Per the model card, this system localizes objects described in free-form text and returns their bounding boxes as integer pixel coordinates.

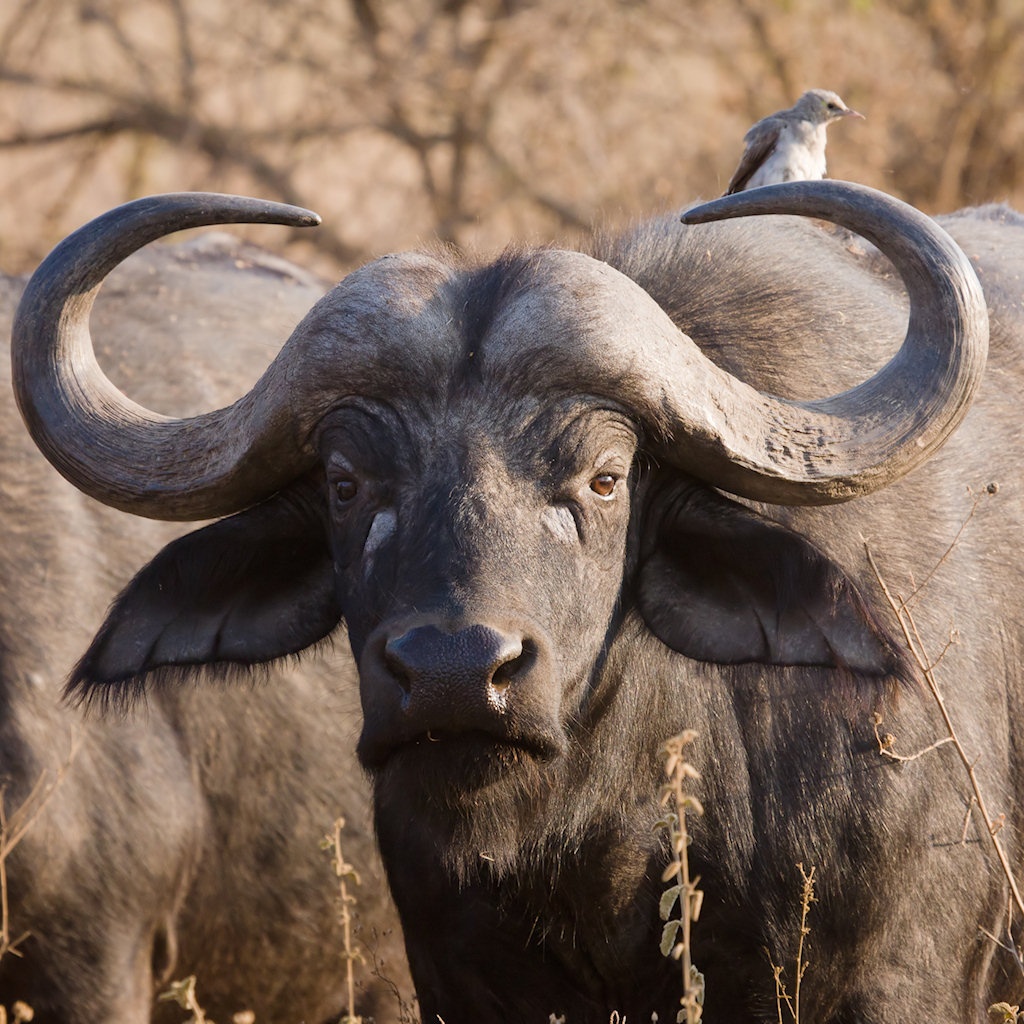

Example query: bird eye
[590,473,616,498]
[334,475,359,503]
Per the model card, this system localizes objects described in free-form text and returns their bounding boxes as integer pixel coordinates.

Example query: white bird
[724,89,864,195]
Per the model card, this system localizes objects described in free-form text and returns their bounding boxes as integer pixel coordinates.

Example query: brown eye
[589,473,616,498]
[334,476,359,503]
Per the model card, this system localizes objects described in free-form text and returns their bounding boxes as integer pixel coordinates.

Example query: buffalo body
[0,236,408,1022]
[11,188,1024,1022]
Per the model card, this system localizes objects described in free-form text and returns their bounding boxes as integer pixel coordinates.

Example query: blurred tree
[0,0,605,271]
[884,0,1024,210]
[0,0,1021,276]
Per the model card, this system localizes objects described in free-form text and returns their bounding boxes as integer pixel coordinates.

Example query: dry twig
[865,534,1024,985]
[865,544,1024,924]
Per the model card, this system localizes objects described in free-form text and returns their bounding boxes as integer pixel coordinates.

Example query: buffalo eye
[333,475,359,504]
[589,473,616,498]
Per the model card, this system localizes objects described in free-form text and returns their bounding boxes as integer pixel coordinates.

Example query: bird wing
[724,117,782,195]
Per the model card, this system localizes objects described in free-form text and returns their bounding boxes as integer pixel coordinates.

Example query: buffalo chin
[370,730,568,881]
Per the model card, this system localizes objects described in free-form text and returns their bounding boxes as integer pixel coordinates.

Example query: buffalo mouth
[358,721,566,775]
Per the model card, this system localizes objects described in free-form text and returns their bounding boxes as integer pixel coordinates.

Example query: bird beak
[844,108,866,120]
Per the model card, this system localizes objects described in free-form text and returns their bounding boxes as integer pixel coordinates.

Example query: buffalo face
[320,396,639,779]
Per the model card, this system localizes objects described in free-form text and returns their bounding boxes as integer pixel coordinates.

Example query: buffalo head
[13,183,985,806]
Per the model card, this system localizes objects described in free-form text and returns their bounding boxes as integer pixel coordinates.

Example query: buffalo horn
[667,181,988,504]
[12,193,322,520]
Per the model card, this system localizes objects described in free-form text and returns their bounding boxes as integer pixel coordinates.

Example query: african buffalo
[0,235,409,1023]
[11,184,1024,1022]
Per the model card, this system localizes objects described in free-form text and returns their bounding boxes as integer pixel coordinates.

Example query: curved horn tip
[122,191,322,229]
[194,193,322,228]
[680,192,761,225]
[274,203,321,228]
[281,206,322,228]
[680,180,863,225]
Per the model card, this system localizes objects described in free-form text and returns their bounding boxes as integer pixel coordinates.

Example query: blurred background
[1,0,1021,279]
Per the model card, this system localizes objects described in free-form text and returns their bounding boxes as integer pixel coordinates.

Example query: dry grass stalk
[323,816,365,1024]
[865,538,1024,986]
[158,975,257,1023]
[989,1001,1024,1023]
[0,1002,34,1023]
[0,740,79,1024]
[367,950,419,1024]
[0,789,30,965]
[767,864,816,1024]
[657,729,705,1023]
[158,975,209,1023]
[0,736,79,963]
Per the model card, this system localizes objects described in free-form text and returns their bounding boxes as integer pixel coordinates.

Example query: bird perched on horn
[724,89,864,195]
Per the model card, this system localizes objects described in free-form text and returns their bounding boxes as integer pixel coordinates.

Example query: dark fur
[54,207,1024,1021]
[0,240,410,1023]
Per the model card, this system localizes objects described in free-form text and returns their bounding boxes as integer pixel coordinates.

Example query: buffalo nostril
[383,638,415,693]
[383,624,530,702]
[490,640,535,695]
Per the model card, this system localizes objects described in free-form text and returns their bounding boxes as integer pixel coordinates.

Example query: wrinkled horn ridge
[11,192,322,521]
[674,180,989,504]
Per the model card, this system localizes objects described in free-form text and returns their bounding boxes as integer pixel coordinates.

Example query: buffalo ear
[636,484,901,676]
[69,480,340,702]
